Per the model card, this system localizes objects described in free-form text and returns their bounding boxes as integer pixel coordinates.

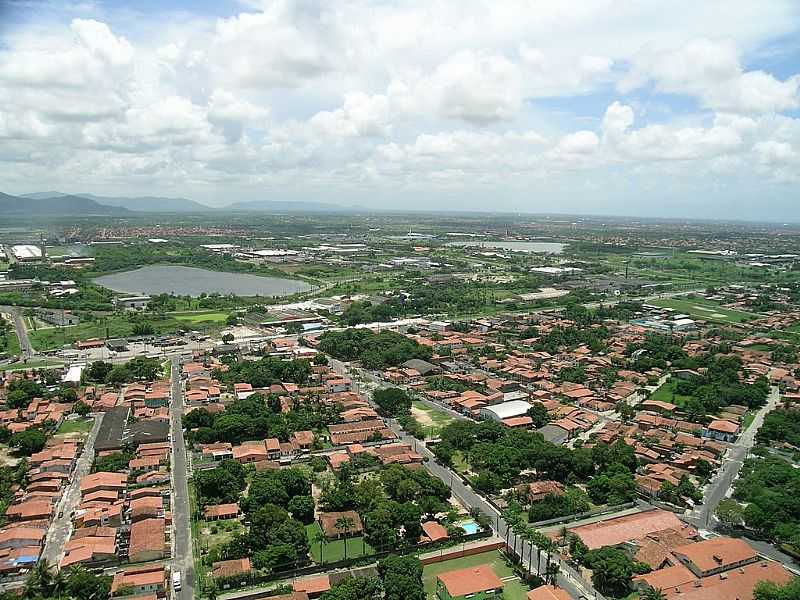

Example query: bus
[172,571,181,592]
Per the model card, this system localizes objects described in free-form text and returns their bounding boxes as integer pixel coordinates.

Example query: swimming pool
[456,519,480,535]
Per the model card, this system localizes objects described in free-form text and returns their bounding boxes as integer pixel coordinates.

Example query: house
[128,518,166,562]
[520,481,565,504]
[420,521,450,544]
[203,503,240,521]
[114,295,151,311]
[703,419,740,442]
[526,585,573,600]
[318,511,363,539]
[80,472,127,496]
[569,509,691,550]
[293,575,331,598]
[212,558,252,580]
[672,537,758,578]
[110,565,166,598]
[0,527,45,550]
[436,564,504,600]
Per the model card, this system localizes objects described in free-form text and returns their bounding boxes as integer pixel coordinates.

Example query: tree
[527,403,550,428]
[379,555,425,600]
[313,353,329,366]
[716,499,745,528]
[372,387,412,417]
[754,577,800,600]
[132,322,154,336]
[73,400,90,416]
[641,588,668,600]
[222,333,235,344]
[226,313,239,326]
[10,429,46,456]
[335,515,356,560]
[320,576,383,600]
[288,495,315,525]
[584,547,648,597]
[312,529,327,565]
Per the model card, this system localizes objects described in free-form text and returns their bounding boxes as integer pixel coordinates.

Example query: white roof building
[11,245,43,260]
[480,400,533,422]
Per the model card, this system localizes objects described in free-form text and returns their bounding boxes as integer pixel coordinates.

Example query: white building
[11,245,43,262]
[480,400,533,422]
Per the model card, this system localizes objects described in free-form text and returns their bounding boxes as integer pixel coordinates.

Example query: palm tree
[312,529,328,565]
[335,515,355,560]
[512,522,527,561]
[641,588,668,600]
[558,525,569,547]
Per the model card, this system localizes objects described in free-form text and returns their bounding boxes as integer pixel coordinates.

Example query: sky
[1,0,800,220]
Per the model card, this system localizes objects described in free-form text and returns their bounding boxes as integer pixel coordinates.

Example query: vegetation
[0,561,111,600]
[372,387,412,417]
[317,329,431,370]
[214,356,312,387]
[757,408,800,447]
[183,394,339,445]
[754,578,800,600]
[82,357,161,385]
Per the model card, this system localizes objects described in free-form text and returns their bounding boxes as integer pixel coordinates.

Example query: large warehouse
[479,400,533,422]
[11,245,44,262]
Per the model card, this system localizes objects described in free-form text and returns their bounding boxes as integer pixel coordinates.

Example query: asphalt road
[170,357,194,600]
[41,414,104,567]
[686,386,781,529]
[0,306,34,359]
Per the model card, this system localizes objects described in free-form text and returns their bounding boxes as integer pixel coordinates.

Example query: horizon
[1,1,799,221]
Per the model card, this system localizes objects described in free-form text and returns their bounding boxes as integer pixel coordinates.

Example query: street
[0,306,34,360]
[41,414,104,567]
[686,386,781,529]
[170,357,194,600]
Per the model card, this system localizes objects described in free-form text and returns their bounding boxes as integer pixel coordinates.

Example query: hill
[78,193,212,213]
[1,192,130,215]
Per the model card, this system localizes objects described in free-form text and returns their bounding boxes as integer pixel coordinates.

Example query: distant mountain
[79,193,212,213]
[2,192,130,215]
[21,191,211,213]
[224,199,351,213]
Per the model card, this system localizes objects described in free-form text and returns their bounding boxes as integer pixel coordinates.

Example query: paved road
[41,414,104,567]
[686,386,781,530]
[0,306,34,359]
[170,357,194,600]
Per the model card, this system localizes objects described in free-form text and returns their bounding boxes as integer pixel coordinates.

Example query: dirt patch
[0,446,21,467]
[411,405,436,427]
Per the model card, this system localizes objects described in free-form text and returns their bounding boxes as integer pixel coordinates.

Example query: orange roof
[672,537,756,574]
[526,585,573,600]
[421,521,449,543]
[706,419,739,434]
[668,560,792,600]
[436,564,504,597]
[633,563,695,590]
[111,566,166,593]
[293,575,331,595]
[129,518,165,558]
[571,510,688,550]
[212,558,251,579]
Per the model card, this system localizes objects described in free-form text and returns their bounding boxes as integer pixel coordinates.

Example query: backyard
[305,522,376,564]
[422,550,530,600]
[649,380,694,407]
[56,417,94,435]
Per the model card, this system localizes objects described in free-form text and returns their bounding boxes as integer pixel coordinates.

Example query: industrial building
[479,400,534,422]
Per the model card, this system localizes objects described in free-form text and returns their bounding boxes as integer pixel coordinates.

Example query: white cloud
[621,38,800,113]
[0,0,799,213]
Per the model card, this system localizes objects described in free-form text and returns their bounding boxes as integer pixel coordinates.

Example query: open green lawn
[451,451,471,475]
[742,411,756,430]
[27,313,224,350]
[649,381,694,407]
[198,518,243,552]
[170,311,229,324]
[411,401,456,437]
[422,550,530,600]
[305,522,375,564]
[57,418,93,435]
[650,297,757,324]
[1,329,20,358]
[3,359,64,371]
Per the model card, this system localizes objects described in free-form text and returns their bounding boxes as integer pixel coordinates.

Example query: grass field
[198,518,243,553]
[422,550,530,600]
[4,359,64,371]
[305,522,375,564]
[57,418,94,435]
[170,311,229,324]
[411,401,456,438]
[1,329,20,358]
[649,381,694,407]
[27,313,224,350]
[650,297,756,324]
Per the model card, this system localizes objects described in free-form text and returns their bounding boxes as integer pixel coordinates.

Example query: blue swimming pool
[457,519,480,535]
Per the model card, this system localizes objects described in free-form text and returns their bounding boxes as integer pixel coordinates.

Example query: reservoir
[448,240,566,254]
[94,265,311,297]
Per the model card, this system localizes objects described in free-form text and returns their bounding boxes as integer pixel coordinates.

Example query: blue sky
[0,1,799,220]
